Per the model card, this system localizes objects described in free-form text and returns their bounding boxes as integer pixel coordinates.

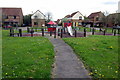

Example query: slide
[67,26,73,36]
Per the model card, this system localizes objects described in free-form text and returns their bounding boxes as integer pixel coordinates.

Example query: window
[79,16,82,20]
[34,22,38,25]
[14,16,16,19]
[34,15,38,19]
[96,17,99,21]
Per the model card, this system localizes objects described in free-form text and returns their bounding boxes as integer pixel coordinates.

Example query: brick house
[31,10,45,27]
[88,11,105,27]
[106,13,120,27]
[62,11,84,27]
[0,8,23,27]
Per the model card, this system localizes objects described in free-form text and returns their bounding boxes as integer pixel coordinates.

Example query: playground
[2,21,119,79]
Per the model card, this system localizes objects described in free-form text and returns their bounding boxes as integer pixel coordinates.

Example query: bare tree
[102,11,110,27]
[45,12,52,23]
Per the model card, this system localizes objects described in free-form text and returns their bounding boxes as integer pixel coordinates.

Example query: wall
[72,12,84,20]
[32,19,45,27]
[31,11,45,19]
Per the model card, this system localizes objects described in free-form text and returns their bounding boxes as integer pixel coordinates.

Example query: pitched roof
[47,21,57,25]
[1,8,23,16]
[32,10,45,17]
[56,19,61,22]
[64,11,83,18]
[64,15,71,18]
[88,11,102,18]
[71,11,78,17]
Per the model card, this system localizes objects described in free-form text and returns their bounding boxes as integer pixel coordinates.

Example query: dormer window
[79,16,82,20]
[34,15,38,19]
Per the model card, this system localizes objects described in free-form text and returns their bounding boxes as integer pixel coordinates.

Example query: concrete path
[47,36,91,78]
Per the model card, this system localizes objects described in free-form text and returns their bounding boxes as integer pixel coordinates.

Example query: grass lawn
[0,29,2,79]
[63,35,118,78]
[2,30,54,79]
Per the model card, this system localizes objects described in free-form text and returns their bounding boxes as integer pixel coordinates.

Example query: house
[56,19,62,26]
[0,8,23,27]
[62,11,84,27]
[31,10,45,27]
[106,13,120,27]
[88,11,105,27]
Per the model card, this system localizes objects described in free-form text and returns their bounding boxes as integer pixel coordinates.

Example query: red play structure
[47,21,57,32]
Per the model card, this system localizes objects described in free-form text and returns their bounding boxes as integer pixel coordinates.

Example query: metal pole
[50,30,52,36]
[19,29,22,37]
[114,29,116,36]
[61,29,63,38]
[27,27,30,33]
[92,28,95,35]
[10,28,12,36]
[31,28,34,37]
[103,29,106,35]
[58,29,60,36]
[118,29,120,34]
[54,30,56,38]
[42,28,44,36]
[75,29,77,37]
[84,28,86,37]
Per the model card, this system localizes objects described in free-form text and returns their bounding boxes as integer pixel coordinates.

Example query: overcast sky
[0,0,119,20]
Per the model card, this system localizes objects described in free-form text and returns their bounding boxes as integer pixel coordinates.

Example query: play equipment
[47,21,57,32]
[64,23,73,36]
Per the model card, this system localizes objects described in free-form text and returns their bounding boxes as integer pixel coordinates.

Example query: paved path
[47,36,91,78]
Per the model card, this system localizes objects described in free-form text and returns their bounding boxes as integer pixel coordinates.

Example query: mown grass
[2,30,54,79]
[63,35,118,78]
[0,29,2,79]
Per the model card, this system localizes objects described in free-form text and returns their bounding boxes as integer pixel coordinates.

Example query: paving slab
[47,36,91,78]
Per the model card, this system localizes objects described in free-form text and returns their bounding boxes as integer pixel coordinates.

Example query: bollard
[10,29,14,37]
[41,28,44,36]
[114,29,116,36]
[19,29,22,37]
[118,29,120,34]
[27,27,30,33]
[99,28,102,32]
[60,29,63,38]
[58,29,60,36]
[30,28,34,37]
[75,29,77,37]
[103,29,106,35]
[63,28,66,34]
[84,28,86,37]
[112,28,114,33]
[10,28,12,36]
[31,32,33,37]
[54,30,56,38]
[92,28,95,35]
[50,30,52,36]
